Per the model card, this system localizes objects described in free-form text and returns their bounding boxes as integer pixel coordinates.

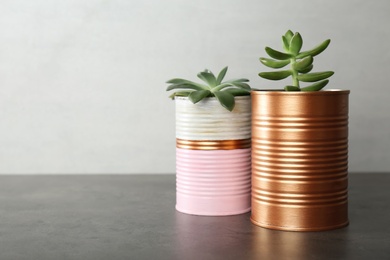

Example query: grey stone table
[0,173,389,260]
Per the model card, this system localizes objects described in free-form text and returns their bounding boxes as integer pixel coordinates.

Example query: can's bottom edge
[250,217,349,232]
[176,206,251,216]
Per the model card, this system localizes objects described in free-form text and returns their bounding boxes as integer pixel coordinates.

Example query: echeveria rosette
[166,67,250,111]
[258,30,334,91]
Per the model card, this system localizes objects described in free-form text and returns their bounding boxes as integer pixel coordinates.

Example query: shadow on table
[173,211,350,260]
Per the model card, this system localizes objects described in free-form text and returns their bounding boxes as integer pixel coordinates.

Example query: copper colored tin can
[251,90,350,231]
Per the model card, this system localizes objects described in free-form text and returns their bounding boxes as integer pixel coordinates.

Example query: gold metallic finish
[251,90,350,231]
[176,138,251,150]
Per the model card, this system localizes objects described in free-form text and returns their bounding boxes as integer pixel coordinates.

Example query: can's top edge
[251,89,350,96]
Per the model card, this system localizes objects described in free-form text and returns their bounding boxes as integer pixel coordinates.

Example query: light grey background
[0,0,389,174]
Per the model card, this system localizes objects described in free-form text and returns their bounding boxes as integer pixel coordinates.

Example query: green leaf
[213,81,250,92]
[296,39,331,59]
[197,71,217,87]
[166,78,207,90]
[166,78,186,84]
[289,32,303,55]
[223,78,249,83]
[265,47,293,60]
[223,88,250,96]
[284,86,301,91]
[216,66,228,85]
[166,83,205,91]
[294,56,313,71]
[260,57,290,69]
[297,71,334,82]
[301,79,329,91]
[169,91,193,99]
[258,70,292,80]
[214,91,235,111]
[298,64,313,74]
[188,90,211,104]
[229,82,251,90]
[285,30,294,42]
[213,83,231,91]
[215,78,250,91]
[282,36,290,52]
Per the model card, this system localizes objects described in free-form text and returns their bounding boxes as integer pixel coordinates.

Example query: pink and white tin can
[175,96,251,216]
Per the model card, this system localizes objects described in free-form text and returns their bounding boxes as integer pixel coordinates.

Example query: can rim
[251,89,350,96]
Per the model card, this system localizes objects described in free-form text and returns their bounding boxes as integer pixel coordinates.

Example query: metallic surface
[176,138,251,150]
[175,96,251,140]
[251,90,350,231]
[176,148,251,215]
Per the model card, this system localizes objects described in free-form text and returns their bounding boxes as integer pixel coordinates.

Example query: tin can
[251,90,350,231]
[175,96,251,216]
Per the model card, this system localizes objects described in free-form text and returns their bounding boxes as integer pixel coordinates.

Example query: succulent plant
[166,67,250,111]
[258,30,334,91]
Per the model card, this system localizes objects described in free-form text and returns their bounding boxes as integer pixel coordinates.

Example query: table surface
[0,173,389,260]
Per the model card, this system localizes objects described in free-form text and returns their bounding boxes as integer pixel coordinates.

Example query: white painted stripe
[175,96,251,140]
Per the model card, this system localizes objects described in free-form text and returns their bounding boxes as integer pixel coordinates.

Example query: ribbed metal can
[251,90,350,231]
[175,96,251,140]
[176,148,251,215]
[175,96,251,216]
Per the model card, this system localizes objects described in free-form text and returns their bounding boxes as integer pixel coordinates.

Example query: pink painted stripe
[176,148,251,216]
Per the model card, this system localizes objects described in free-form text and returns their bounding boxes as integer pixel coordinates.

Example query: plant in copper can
[166,66,250,111]
[251,30,350,231]
[258,30,334,91]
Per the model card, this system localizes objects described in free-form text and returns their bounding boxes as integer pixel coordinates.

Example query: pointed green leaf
[215,79,250,90]
[223,78,249,83]
[213,82,234,91]
[213,81,250,91]
[214,91,235,111]
[294,56,313,71]
[166,83,205,91]
[188,90,211,104]
[301,80,329,91]
[228,82,251,90]
[169,91,193,99]
[289,32,303,55]
[265,47,293,60]
[297,71,334,82]
[260,57,290,69]
[197,71,217,87]
[166,78,187,84]
[284,86,301,91]
[298,64,313,74]
[216,66,228,85]
[258,70,292,80]
[296,39,331,59]
[166,78,207,90]
[285,30,294,42]
[223,88,250,96]
[282,36,290,52]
